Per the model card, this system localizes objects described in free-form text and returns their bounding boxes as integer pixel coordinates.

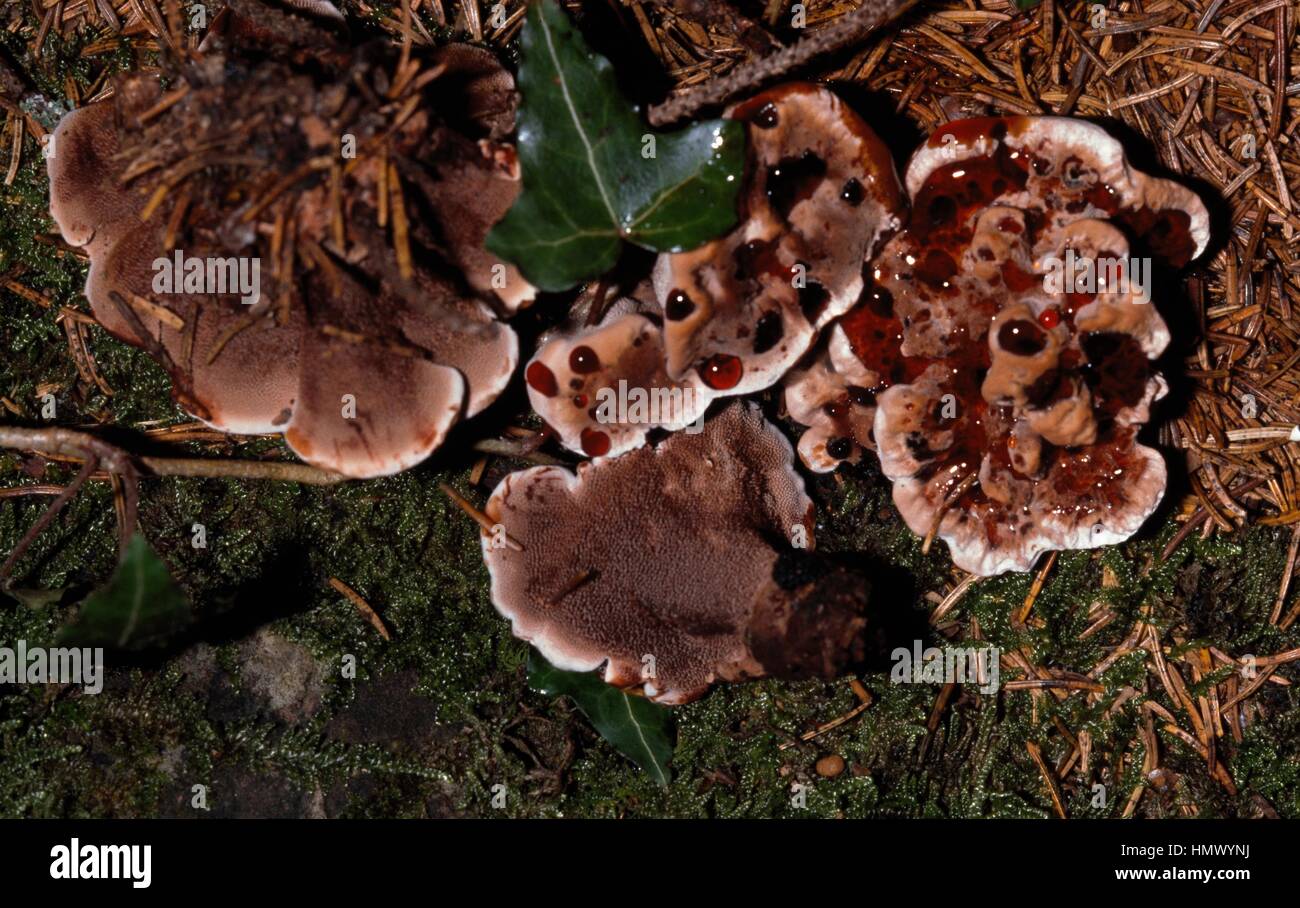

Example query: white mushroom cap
[524,303,713,459]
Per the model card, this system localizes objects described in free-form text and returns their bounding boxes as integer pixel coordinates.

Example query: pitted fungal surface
[482,403,849,705]
[47,12,530,479]
[864,116,1209,576]
[528,83,903,459]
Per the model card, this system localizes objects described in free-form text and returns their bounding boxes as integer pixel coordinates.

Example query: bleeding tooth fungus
[791,116,1209,576]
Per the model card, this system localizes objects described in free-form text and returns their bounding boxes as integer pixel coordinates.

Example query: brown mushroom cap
[47,36,526,479]
[425,43,519,142]
[405,128,536,314]
[48,102,141,260]
[867,116,1206,575]
[650,83,902,398]
[84,220,304,434]
[482,402,880,704]
[276,0,345,22]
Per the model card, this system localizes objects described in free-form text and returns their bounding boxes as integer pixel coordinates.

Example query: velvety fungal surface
[482,403,879,704]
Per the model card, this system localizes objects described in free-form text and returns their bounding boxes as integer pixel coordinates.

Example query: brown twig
[647,0,919,126]
[0,424,346,580]
[329,577,391,640]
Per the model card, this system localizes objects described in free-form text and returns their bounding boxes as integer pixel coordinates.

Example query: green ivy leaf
[527,648,674,785]
[1014,0,1043,9]
[57,534,191,649]
[486,0,745,292]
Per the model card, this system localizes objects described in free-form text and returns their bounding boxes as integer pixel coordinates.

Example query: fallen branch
[0,426,347,485]
[0,424,346,581]
[140,456,346,485]
[647,0,918,126]
[0,426,139,580]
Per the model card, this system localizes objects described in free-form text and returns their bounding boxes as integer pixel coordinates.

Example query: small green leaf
[527,648,674,785]
[57,534,191,649]
[1014,0,1043,9]
[486,0,745,291]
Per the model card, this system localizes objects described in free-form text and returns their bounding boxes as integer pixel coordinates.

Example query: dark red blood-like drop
[823,396,850,419]
[525,361,558,397]
[798,281,829,323]
[997,318,1047,355]
[917,249,958,289]
[753,310,784,354]
[1037,308,1061,330]
[580,427,611,457]
[665,289,695,320]
[699,354,744,390]
[841,178,865,206]
[864,284,894,319]
[752,102,780,129]
[847,385,876,407]
[766,150,827,221]
[569,345,600,374]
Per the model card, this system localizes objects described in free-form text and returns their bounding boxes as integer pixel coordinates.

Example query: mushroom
[481,402,882,704]
[782,280,903,472]
[47,7,532,478]
[524,298,711,458]
[526,83,903,459]
[866,116,1209,575]
[277,0,345,21]
[651,84,902,398]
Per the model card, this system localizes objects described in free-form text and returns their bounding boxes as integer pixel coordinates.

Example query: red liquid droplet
[573,394,588,408]
[698,354,744,390]
[823,395,850,419]
[665,289,695,321]
[525,361,558,397]
[580,427,611,457]
[569,345,601,374]
[752,102,780,129]
[841,178,864,206]
[1037,308,1061,330]
[997,318,1047,355]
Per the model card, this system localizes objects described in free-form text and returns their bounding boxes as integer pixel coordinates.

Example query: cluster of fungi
[835,117,1208,576]
[49,0,533,478]
[47,1,1209,703]
[522,83,900,459]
